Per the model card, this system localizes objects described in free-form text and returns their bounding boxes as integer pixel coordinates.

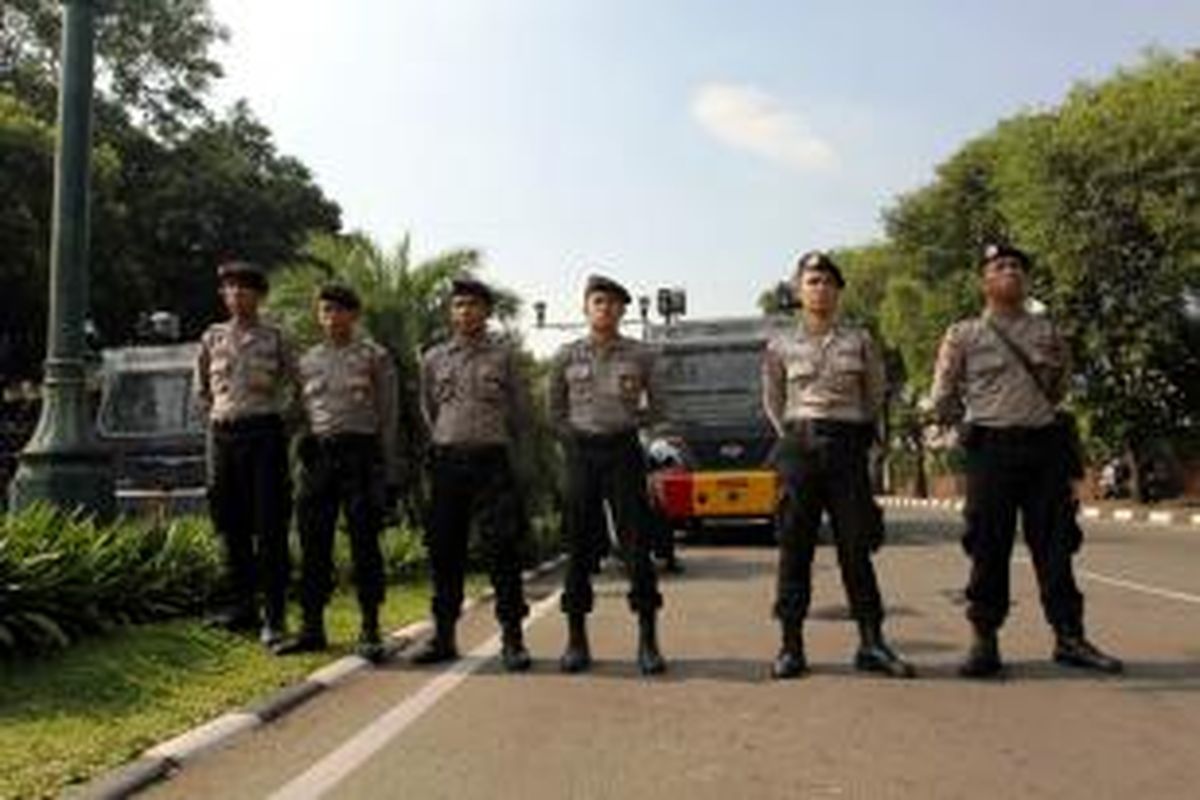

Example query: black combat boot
[959,625,1003,678]
[854,620,916,678]
[273,607,328,656]
[636,611,666,675]
[771,622,807,680]
[259,601,289,650]
[1053,630,1123,674]
[356,604,387,664]
[501,621,532,672]
[411,617,458,665]
[559,613,592,673]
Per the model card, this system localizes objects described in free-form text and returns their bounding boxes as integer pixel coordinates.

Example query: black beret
[317,283,361,311]
[450,276,495,305]
[216,261,269,292]
[980,243,1032,270]
[794,251,845,289]
[584,274,631,304]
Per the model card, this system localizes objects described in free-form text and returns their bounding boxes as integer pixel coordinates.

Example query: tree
[107,102,342,342]
[750,52,1200,498]
[0,91,53,386]
[1,0,227,136]
[993,53,1200,494]
[0,3,341,384]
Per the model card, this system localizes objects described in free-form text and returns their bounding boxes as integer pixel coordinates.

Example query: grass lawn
[0,580,459,799]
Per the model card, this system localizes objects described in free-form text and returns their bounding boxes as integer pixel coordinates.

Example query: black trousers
[561,431,662,616]
[962,425,1084,634]
[208,414,291,624]
[650,504,677,562]
[296,433,386,616]
[773,421,884,626]
[427,445,529,625]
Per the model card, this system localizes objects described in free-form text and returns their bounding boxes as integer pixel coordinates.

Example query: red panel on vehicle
[653,469,693,520]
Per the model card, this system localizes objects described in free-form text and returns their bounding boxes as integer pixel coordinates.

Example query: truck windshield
[99,371,202,435]
[656,343,765,426]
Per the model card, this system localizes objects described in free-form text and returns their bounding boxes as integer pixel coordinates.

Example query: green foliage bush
[0,507,222,656]
[324,521,429,585]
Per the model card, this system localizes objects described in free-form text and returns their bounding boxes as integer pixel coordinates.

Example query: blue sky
[207,0,1199,348]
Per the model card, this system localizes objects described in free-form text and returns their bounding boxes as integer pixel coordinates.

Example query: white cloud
[691,82,837,172]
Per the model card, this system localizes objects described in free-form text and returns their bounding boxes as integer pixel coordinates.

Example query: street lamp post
[8,0,114,519]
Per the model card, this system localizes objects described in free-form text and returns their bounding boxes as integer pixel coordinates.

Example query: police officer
[275,284,399,662]
[195,261,299,648]
[763,252,914,680]
[411,277,532,671]
[549,274,665,675]
[931,243,1122,677]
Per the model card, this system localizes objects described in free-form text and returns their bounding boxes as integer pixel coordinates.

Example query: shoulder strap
[984,318,1055,406]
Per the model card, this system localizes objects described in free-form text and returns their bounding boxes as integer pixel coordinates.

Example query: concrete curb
[877,495,1200,528]
[74,552,569,799]
[69,758,172,800]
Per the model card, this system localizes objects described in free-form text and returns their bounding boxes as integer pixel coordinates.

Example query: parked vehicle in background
[645,315,792,537]
[96,340,207,516]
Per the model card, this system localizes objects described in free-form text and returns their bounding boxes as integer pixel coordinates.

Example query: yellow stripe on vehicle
[690,470,777,517]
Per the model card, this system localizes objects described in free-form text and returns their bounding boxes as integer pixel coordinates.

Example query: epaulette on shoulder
[420,338,448,359]
[952,317,986,338]
[486,330,515,349]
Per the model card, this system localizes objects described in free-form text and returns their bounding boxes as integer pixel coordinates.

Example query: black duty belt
[433,442,507,459]
[969,424,1056,446]
[784,418,872,439]
[313,432,378,448]
[212,413,283,435]
[569,429,639,448]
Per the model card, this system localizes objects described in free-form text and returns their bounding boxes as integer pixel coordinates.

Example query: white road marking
[267,590,563,800]
[1075,568,1200,605]
[1016,556,1200,605]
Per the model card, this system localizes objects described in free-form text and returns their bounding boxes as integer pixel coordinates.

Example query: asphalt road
[146,508,1200,800]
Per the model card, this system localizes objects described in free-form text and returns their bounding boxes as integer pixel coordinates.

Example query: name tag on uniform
[619,372,642,394]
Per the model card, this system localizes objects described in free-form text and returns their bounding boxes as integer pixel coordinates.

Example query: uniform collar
[322,333,364,351]
[586,332,628,352]
[450,331,491,352]
[793,318,842,342]
[983,307,1028,324]
[226,316,263,332]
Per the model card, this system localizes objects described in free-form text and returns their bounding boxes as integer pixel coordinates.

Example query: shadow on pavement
[808,603,924,621]
[393,650,1200,693]
[506,656,770,684]
[882,518,961,546]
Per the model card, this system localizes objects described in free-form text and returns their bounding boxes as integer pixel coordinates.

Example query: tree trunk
[914,436,929,499]
[1125,440,1147,503]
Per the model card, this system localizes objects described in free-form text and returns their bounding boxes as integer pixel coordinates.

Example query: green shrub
[322,521,429,585]
[0,501,554,658]
[523,512,563,567]
[0,507,222,655]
